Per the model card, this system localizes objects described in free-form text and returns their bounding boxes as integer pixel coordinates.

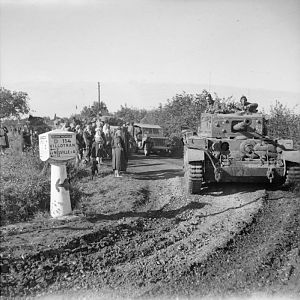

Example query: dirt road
[1,154,299,299]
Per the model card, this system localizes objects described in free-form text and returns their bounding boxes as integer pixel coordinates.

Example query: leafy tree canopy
[114,104,147,124]
[0,87,30,119]
[268,100,300,146]
[79,101,109,121]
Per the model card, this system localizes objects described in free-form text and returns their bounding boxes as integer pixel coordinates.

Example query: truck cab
[133,123,173,156]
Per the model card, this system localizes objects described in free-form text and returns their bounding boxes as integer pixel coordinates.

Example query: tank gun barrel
[233,119,252,131]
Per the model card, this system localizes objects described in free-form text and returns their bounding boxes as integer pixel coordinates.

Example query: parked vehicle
[133,123,173,156]
[183,111,300,194]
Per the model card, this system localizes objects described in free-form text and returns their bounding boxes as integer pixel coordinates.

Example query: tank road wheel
[285,166,300,185]
[185,162,203,194]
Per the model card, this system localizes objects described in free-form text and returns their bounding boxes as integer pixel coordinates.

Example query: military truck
[134,123,173,156]
[183,111,300,194]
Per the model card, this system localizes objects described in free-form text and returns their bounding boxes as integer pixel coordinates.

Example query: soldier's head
[206,94,214,105]
[240,96,248,105]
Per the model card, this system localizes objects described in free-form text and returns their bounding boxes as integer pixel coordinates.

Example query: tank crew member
[206,93,214,106]
[240,96,258,113]
[205,94,215,113]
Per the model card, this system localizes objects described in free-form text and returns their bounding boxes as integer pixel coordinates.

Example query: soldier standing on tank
[240,96,258,113]
[205,94,215,113]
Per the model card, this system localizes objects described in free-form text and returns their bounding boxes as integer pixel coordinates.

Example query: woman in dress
[111,129,127,177]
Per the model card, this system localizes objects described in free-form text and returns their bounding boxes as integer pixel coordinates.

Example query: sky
[1,0,300,117]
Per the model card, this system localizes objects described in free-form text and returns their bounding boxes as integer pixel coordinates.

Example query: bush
[0,136,86,225]
[267,101,300,149]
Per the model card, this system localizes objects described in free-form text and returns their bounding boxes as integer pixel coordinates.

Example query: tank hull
[205,164,285,183]
[182,111,300,194]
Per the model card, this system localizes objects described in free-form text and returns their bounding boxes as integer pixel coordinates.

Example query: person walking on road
[111,129,127,177]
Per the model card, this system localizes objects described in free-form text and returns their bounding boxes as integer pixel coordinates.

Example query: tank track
[186,162,203,194]
[285,166,300,185]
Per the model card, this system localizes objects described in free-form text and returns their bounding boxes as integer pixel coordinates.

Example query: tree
[0,87,30,119]
[79,101,109,121]
[268,100,300,148]
[159,90,208,136]
[114,104,147,123]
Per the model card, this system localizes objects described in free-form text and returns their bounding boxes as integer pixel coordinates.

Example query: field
[0,133,300,299]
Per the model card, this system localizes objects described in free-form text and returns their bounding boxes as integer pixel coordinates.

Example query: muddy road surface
[1,154,299,299]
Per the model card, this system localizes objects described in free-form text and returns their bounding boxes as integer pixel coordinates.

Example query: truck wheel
[185,162,203,194]
[285,166,300,184]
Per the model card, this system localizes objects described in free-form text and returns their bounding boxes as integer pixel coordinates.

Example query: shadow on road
[86,201,209,223]
[129,169,184,180]
[129,153,181,161]
[201,182,269,197]
[127,163,163,168]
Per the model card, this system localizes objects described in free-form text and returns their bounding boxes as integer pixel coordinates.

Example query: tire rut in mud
[0,178,273,299]
[142,189,300,299]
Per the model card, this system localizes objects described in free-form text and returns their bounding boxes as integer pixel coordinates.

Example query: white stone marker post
[39,129,76,218]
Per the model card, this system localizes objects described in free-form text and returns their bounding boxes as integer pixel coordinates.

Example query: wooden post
[98,82,101,113]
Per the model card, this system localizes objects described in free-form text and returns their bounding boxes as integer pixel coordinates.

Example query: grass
[0,134,87,226]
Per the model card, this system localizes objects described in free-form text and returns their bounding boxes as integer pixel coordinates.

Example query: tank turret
[183,109,300,194]
[232,119,252,131]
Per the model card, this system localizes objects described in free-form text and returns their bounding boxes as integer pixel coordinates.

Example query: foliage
[0,139,49,225]
[160,91,207,136]
[140,106,165,125]
[80,101,109,121]
[0,136,85,226]
[0,87,30,119]
[114,104,148,124]
[267,101,300,148]
[135,90,235,137]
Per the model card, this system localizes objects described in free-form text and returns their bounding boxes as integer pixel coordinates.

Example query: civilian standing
[75,126,85,165]
[83,124,94,162]
[111,129,127,177]
[21,124,31,152]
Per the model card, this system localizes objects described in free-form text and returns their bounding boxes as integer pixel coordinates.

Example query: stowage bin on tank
[183,109,300,194]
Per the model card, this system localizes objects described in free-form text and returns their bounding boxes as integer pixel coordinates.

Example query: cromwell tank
[183,111,300,194]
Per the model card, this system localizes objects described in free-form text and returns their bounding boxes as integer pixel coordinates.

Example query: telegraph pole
[98,82,101,109]
[97,82,102,117]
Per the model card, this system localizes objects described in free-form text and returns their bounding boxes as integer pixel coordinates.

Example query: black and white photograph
[0,0,299,299]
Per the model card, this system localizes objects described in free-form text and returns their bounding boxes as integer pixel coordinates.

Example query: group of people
[0,122,39,154]
[1,116,129,178]
[205,94,258,114]
[0,122,36,155]
[21,124,39,153]
[54,118,128,178]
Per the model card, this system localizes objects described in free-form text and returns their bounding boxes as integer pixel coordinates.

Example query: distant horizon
[3,80,300,119]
